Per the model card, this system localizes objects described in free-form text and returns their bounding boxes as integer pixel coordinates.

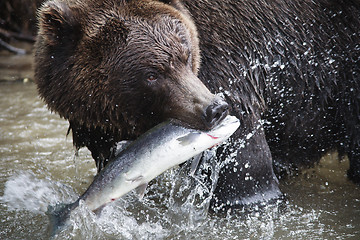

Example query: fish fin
[136,183,148,199]
[114,140,133,156]
[189,154,202,176]
[126,175,144,183]
[46,200,79,237]
[93,204,106,215]
[176,132,201,146]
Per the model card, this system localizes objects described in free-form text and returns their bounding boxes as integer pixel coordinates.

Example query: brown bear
[34,0,360,211]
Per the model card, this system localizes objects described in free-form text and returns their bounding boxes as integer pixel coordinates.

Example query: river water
[0,54,359,239]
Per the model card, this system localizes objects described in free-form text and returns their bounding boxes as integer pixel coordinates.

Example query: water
[1,83,360,239]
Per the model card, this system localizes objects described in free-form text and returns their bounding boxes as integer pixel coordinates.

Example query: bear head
[34,0,228,140]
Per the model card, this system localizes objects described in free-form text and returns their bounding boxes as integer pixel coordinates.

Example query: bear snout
[203,97,229,129]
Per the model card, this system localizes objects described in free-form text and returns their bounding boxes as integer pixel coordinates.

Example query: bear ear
[38,1,80,46]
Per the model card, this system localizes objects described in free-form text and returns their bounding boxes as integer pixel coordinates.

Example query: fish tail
[46,201,78,236]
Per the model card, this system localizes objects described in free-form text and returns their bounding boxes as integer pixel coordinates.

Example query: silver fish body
[48,115,240,234]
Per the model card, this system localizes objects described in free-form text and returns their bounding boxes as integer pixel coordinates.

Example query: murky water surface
[1,83,360,239]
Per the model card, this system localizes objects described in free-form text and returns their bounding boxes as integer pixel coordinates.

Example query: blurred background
[0,0,43,82]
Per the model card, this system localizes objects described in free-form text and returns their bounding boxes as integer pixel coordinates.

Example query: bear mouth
[167,97,229,132]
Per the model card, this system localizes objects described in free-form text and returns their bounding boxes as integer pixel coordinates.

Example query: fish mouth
[206,134,219,140]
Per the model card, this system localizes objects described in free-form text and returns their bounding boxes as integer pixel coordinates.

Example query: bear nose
[204,98,229,129]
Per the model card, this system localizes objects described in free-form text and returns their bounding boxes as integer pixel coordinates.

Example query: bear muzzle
[203,97,229,130]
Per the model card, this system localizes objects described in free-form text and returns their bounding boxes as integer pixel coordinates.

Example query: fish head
[205,115,240,142]
[175,115,240,149]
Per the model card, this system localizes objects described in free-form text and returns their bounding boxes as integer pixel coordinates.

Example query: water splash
[0,171,77,213]
[1,158,357,239]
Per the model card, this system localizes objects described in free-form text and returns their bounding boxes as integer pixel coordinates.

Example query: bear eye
[146,74,157,82]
